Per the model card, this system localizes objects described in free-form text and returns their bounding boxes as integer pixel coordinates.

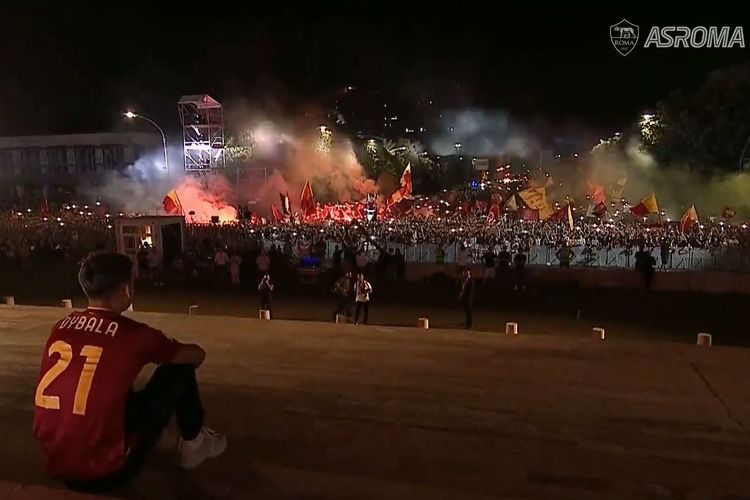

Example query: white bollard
[61,299,72,309]
[259,309,271,320]
[417,317,429,329]
[188,305,199,315]
[505,322,518,335]
[335,314,347,324]
[697,333,712,347]
[593,327,606,340]
[3,296,14,306]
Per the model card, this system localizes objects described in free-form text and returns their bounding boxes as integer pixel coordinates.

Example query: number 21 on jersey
[35,340,103,416]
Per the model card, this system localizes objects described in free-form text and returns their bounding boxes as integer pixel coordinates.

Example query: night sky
[0,4,746,137]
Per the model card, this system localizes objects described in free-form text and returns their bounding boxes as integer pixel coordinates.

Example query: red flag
[488,194,502,220]
[586,180,606,205]
[40,196,50,216]
[388,163,413,205]
[163,190,183,215]
[592,202,607,218]
[518,208,540,221]
[271,203,284,222]
[549,204,574,230]
[300,181,315,216]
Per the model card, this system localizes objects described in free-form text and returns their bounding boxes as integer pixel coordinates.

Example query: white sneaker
[178,427,227,469]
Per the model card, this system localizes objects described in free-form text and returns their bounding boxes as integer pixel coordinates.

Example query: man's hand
[171,343,206,367]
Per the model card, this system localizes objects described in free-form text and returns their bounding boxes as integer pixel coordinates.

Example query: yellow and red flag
[680,205,699,232]
[163,190,183,215]
[630,193,658,216]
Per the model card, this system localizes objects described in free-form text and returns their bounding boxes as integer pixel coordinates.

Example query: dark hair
[78,252,133,298]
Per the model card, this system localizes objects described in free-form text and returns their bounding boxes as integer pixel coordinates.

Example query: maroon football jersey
[33,308,181,481]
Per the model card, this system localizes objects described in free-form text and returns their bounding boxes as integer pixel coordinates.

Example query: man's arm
[170,343,206,367]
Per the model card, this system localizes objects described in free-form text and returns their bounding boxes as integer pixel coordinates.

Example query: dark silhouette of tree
[643,63,750,172]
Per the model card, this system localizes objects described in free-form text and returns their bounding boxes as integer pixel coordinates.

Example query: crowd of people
[3,207,750,274]
[4,207,750,328]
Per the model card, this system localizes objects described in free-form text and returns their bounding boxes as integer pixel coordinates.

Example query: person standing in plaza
[332,272,354,321]
[556,242,572,268]
[481,247,496,285]
[258,274,274,315]
[353,273,373,325]
[213,246,229,285]
[458,268,475,329]
[513,250,527,291]
[229,252,242,286]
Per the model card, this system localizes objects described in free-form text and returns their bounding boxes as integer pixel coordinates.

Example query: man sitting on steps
[33,251,227,493]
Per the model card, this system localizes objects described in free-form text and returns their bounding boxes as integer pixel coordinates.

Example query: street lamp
[124,111,169,174]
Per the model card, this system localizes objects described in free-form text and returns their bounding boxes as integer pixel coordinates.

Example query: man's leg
[125,364,205,470]
[64,364,205,493]
[464,302,472,329]
[333,296,344,320]
[354,302,362,323]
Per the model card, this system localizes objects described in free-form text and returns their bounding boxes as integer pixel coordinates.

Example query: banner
[518,187,553,220]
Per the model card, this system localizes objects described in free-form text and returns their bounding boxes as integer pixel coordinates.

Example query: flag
[40,196,50,216]
[488,194,502,219]
[163,190,183,215]
[630,193,658,216]
[271,203,284,222]
[550,204,574,230]
[722,207,736,219]
[388,163,413,205]
[518,187,554,220]
[592,202,607,218]
[680,205,699,232]
[586,180,606,205]
[518,208,539,221]
[280,193,291,215]
[300,180,315,216]
[505,195,518,211]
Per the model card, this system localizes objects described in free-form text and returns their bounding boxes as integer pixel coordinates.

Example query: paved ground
[1,305,749,499]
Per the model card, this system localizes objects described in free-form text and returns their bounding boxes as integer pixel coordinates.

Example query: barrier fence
[317,241,750,272]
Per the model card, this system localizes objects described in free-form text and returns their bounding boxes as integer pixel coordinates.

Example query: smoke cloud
[85,104,378,220]
[80,146,238,222]
[429,110,539,158]
[587,137,750,218]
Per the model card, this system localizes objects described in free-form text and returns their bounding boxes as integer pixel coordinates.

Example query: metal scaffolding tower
[177,94,225,172]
